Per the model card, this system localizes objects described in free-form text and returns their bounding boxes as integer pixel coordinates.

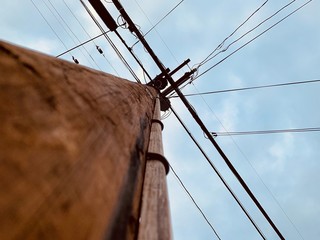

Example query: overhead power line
[29,0,70,54]
[171,107,267,239]
[211,127,320,137]
[133,0,180,65]
[131,0,185,48]
[56,31,110,57]
[187,82,305,240]
[194,0,312,82]
[80,0,141,83]
[196,0,269,68]
[43,0,98,69]
[197,0,297,68]
[105,1,284,238]
[169,79,320,98]
[169,164,221,240]
[60,0,120,75]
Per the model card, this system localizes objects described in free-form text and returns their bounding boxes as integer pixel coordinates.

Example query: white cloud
[267,133,294,173]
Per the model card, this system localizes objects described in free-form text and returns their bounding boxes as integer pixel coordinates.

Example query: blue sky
[1,0,320,239]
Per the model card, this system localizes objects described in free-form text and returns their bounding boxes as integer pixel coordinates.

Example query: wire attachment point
[72,56,79,64]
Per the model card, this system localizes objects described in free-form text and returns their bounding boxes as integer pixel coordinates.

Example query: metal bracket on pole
[146,97,169,175]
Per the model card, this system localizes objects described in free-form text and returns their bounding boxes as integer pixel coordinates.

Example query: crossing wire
[110,0,284,237]
[29,0,70,56]
[79,0,141,83]
[45,0,101,69]
[211,127,320,137]
[183,76,306,240]
[56,31,110,57]
[131,0,185,48]
[41,0,94,67]
[169,164,221,240]
[60,0,120,75]
[169,79,320,98]
[133,0,180,64]
[171,107,267,240]
[196,0,269,69]
[197,0,297,68]
[193,0,313,82]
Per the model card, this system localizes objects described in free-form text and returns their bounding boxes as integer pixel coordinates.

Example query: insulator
[96,46,103,54]
[72,56,79,64]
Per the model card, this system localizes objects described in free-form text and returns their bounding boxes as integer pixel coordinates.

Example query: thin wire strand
[56,31,108,57]
[171,107,267,240]
[46,0,101,69]
[169,164,221,240]
[197,0,269,68]
[199,0,297,68]
[131,0,184,49]
[61,0,120,74]
[133,0,180,64]
[169,79,320,98]
[180,78,283,238]
[189,79,305,240]
[80,0,141,83]
[41,0,94,67]
[194,0,312,81]
[29,0,70,55]
[212,127,320,137]
[61,0,93,39]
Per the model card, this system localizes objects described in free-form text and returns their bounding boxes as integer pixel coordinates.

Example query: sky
[1,0,320,239]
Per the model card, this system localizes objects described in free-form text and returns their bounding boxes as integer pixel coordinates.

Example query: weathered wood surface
[138,98,172,240]
[0,41,156,240]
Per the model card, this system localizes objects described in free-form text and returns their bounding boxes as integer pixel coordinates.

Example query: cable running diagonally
[131,0,184,48]
[108,1,284,238]
[196,0,269,69]
[194,0,312,81]
[80,0,141,83]
[169,79,320,98]
[185,81,305,240]
[133,0,180,64]
[43,0,98,68]
[61,0,120,75]
[29,0,70,55]
[197,0,299,68]
[46,0,103,69]
[56,31,109,57]
[171,107,267,239]
[211,127,320,137]
[170,81,285,238]
[169,164,221,240]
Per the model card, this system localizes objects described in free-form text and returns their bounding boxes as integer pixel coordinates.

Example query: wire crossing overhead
[195,0,269,69]
[193,0,313,82]
[131,0,185,48]
[86,0,287,238]
[171,107,267,239]
[169,79,320,98]
[93,1,286,239]
[211,127,320,137]
[25,0,317,238]
[170,164,222,240]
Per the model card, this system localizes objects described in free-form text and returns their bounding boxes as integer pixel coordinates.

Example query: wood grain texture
[138,98,172,240]
[0,41,157,240]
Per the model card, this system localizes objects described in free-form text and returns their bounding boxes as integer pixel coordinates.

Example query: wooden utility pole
[138,97,172,240]
[0,40,171,240]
